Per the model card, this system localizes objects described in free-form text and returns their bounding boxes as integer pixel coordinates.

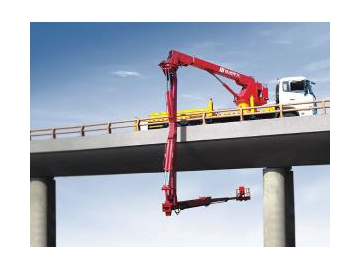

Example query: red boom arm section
[159,50,253,216]
[160,50,269,106]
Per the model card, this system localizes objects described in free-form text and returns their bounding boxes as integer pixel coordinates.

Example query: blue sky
[30,22,330,246]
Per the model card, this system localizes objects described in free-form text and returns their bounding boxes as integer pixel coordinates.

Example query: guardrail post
[134,118,140,131]
[279,104,284,118]
[52,129,56,139]
[239,107,243,121]
[80,126,85,136]
[322,100,326,114]
[202,112,206,125]
[107,122,112,134]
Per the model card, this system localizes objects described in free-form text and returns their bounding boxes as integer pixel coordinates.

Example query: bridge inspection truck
[155,50,318,216]
[147,50,317,130]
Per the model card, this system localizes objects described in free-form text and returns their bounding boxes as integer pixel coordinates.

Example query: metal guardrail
[30,99,330,140]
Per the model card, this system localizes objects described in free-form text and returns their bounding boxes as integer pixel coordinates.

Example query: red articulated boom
[160,50,269,108]
[159,50,254,216]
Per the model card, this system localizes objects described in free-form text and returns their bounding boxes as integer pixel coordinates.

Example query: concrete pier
[30,177,56,247]
[263,167,295,247]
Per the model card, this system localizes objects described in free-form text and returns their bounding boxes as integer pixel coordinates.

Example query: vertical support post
[285,169,295,246]
[134,118,140,131]
[263,167,295,247]
[30,177,56,247]
[239,107,243,121]
[279,104,284,118]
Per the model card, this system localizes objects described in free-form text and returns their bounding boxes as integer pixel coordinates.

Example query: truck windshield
[289,80,304,91]
[282,80,305,92]
[282,79,316,98]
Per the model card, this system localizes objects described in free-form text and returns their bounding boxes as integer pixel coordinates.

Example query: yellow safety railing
[30,99,330,140]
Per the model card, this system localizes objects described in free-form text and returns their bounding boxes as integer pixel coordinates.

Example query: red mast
[159,50,252,216]
[159,61,178,216]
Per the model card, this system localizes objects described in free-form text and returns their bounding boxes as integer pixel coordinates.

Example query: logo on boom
[219,67,240,78]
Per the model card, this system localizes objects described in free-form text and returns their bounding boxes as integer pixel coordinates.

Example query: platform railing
[30,99,330,140]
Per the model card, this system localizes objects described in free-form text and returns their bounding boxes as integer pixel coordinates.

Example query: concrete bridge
[30,114,330,247]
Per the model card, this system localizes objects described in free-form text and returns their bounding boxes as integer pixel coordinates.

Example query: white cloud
[259,30,274,37]
[259,30,293,44]
[305,59,330,71]
[181,94,204,100]
[307,34,330,48]
[111,70,141,77]
[274,39,293,45]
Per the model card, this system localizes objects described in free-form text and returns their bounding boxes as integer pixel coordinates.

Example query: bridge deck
[30,114,330,177]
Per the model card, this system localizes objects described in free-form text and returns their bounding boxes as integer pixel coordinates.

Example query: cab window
[290,80,305,91]
[282,81,290,92]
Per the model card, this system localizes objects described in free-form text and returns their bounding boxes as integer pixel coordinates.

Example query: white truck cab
[276,76,317,116]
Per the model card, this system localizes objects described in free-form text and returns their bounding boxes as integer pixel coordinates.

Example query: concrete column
[30,177,56,247]
[263,167,295,247]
